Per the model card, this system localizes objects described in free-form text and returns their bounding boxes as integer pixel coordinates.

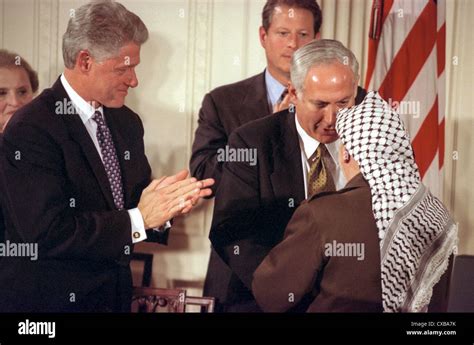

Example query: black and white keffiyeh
[336,91,458,312]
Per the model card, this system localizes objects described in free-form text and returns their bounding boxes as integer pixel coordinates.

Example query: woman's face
[0,67,34,132]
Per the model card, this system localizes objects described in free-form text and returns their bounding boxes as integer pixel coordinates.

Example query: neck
[63,69,101,108]
[342,165,360,182]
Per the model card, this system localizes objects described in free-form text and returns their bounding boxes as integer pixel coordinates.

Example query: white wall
[1,0,472,293]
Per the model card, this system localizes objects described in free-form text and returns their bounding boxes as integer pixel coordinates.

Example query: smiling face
[85,42,141,108]
[0,67,34,131]
[260,5,316,85]
[290,62,358,143]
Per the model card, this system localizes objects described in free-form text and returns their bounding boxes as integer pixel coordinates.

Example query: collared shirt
[295,114,347,198]
[265,69,286,110]
[60,74,148,243]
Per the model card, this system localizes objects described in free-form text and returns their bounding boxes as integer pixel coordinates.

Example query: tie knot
[92,111,105,125]
[308,144,327,163]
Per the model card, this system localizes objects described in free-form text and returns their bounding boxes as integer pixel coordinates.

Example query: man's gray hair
[62,0,149,69]
[290,39,359,96]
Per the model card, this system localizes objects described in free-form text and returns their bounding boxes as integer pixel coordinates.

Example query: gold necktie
[307,144,336,197]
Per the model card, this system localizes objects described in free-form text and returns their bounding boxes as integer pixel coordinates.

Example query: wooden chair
[132,287,186,313]
[132,287,215,313]
[185,296,215,313]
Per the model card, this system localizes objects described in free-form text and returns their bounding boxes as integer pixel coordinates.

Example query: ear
[259,26,268,47]
[287,82,299,104]
[76,50,93,72]
[314,31,321,40]
[343,149,351,163]
[353,75,360,95]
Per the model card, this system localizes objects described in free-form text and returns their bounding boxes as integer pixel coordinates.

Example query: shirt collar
[264,69,286,108]
[294,113,341,167]
[60,73,103,124]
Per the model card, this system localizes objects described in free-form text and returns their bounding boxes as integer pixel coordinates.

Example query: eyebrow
[115,62,139,69]
[311,97,351,105]
[0,86,28,91]
[275,27,309,31]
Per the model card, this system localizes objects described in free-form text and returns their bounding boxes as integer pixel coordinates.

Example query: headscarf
[336,91,458,312]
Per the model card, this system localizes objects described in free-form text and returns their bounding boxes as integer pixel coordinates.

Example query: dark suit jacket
[207,108,305,311]
[190,72,271,192]
[0,134,4,244]
[0,78,166,312]
[0,204,4,244]
[252,174,383,312]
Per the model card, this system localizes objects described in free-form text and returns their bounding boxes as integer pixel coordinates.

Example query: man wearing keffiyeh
[253,90,457,312]
[336,91,457,312]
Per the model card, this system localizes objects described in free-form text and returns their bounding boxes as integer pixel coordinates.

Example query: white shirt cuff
[153,221,171,233]
[128,208,147,243]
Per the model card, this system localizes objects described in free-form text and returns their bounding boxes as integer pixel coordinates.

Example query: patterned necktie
[273,89,289,113]
[307,144,336,197]
[278,89,288,103]
[92,111,125,210]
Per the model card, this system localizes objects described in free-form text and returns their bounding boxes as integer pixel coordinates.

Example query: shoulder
[7,87,58,128]
[299,178,372,229]
[207,72,264,100]
[2,88,65,144]
[231,109,291,144]
[229,110,294,153]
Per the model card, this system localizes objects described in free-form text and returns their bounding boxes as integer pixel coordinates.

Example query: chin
[318,134,339,144]
[105,99,125,108]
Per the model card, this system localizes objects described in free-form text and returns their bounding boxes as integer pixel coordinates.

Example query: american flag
[365,0,446,198]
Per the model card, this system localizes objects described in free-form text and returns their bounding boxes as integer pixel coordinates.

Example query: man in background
[0,0,213,312]
[190,0,322,192]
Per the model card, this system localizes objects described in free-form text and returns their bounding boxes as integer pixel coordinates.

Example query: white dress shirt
[294,114,347,199]
[60,74,148,243]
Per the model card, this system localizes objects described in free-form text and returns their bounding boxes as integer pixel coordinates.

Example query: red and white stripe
[365,0,445,198]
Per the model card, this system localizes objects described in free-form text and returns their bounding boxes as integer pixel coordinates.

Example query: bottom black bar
[0,313,472,345]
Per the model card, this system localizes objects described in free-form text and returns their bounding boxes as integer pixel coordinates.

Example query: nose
[287,32,297,50]
[6,92,22,108]
[128,68,139,88]
[324,105,338,127]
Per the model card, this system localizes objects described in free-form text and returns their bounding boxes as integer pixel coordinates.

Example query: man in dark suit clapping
[0,0,213,312]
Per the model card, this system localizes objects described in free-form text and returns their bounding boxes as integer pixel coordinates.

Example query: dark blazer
[190,71,271,192]
[0,134,4,244]
[206,89,367,312]
[252,174,383,312]
[0,78,165,312]
[207,108,305,311]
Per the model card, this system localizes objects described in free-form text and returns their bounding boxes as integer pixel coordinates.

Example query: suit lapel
[239,72,272,125]
[270,110,306,206]
[51,78,116,210]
